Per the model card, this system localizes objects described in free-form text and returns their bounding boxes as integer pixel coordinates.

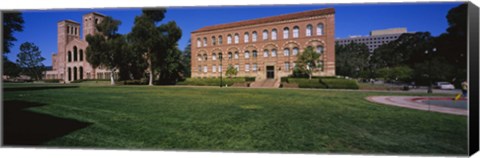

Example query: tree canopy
[16,42,45,80]
[3,12,24,54]
[295,47,321,80]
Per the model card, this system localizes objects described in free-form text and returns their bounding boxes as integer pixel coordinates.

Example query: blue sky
[6,2,463,66]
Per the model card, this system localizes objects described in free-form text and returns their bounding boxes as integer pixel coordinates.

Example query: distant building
[336,28,408,52]
[44,12,115,83]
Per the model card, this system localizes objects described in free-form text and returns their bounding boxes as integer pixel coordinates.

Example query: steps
[250,79,280,88]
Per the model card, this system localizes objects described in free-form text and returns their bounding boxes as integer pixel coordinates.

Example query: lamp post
[219,53,223,87]
[425,48,436,94]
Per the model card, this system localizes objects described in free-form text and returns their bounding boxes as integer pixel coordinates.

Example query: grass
[2,83,467,155]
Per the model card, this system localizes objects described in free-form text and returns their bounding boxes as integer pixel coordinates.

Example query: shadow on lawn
[4,86,79,92]
[3,100,91,146]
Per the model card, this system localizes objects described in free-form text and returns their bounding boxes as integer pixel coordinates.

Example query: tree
[295,47,321,80]
[182,40,192,78]
[3,57,21,78]
[3,12,24,54]
[377,66,413,82]
[225,65,238,78]
[16,42,45,80]
[335,42,370,78]
[129,9,167,86]
[86,16,125,85]
[156,21,183,84]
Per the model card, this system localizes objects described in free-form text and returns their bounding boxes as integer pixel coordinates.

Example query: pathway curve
[366,96,468,116]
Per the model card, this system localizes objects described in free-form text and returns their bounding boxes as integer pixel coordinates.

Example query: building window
[67,26,70,34]
[317,23,324,35]
[227,35,232,44]
[316,46,324,54]
[234,33,239,44]
[318,60,324,71]
[252,50,258,58]
[293,47,299,56]
[212,53,217,60]
[284,62,290,71]
[203,65,208,73]
[197,38,201,47]
[244,32,249,43]
[228,52,232,60]
[271,29,277,40]
[203,37,207,47]
[79,49,83,61]
[212,65,217,72]
[234,52,239,59]
[293,26,299,38]
[198,66,202,72]
[271,49,277,57]
[234,64,239,71]
[245,51,250,59]
[283,27,289,39]
[218,36,223,45]
[252,31,257,42]
[212,36,216,45]
[262,30,268,40]
[263,50,269,57]
[73,46,78,61]
[253,63,258,72]
[283,48,290,56]
[218,65,222,72]
[306,24,312,36]
[203,54,208,61]
[245,64,250,72]
[68,51,72,62]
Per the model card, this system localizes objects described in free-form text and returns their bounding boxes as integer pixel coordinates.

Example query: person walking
[461,81,468,97]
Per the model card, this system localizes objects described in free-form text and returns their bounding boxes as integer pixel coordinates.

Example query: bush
[287,78,327,88]
[70,79,111,83]
[177,77,247,86]
[320,78,359,89]
[43,79,61,83]
[245,77,256,82]
[123,80,147,85]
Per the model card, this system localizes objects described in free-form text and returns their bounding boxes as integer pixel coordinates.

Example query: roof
[84,12,106,17]
[192,8,335,33]
[61,19,80,24]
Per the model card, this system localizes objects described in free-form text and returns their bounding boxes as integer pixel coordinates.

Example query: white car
[435,82,455,90]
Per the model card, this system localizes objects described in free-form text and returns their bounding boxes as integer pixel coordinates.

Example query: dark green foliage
[285,77,359,89]
[182,40,192,78]
[16,42,45,80]
[3,12,24,54]
[225,65,238,78]
[377,66,414,82]
[320,78,359,89]
[335,42,370,78]
[287,78,327,88]
[295,47,321,80]
[3,58,22,78]
[42,79,61,83]
[245,77,256,82]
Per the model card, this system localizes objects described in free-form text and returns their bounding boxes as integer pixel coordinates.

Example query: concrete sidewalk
[366,96,468,116]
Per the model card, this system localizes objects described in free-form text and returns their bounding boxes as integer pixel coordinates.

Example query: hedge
[287,78,327,88]
[42,79,61,83]
[320,78,359,89]
[177,77,249,86]
[282,77,359,89]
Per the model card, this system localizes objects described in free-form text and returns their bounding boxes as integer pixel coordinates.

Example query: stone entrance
[266,66,275,79]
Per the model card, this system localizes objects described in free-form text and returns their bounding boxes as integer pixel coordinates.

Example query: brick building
[191,8,336,80]
[44,12,114,83]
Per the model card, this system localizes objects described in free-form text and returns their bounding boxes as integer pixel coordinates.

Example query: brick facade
[191,8,336,80]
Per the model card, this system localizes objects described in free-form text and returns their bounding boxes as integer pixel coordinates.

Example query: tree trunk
[148,56,153,86]
[110,68,115,85]
[309,73,312,80]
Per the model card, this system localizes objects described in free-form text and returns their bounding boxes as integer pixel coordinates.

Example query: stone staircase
[250,79,281,88]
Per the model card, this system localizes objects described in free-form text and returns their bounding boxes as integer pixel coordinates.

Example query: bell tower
[82,12,106,39]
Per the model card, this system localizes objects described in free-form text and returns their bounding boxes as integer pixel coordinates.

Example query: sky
[6,2,463,66]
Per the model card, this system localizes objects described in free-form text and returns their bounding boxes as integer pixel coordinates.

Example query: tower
[57,20,80,80]
[82,12,106,39]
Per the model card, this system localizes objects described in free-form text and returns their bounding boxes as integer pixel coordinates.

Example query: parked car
[434,82,455,90]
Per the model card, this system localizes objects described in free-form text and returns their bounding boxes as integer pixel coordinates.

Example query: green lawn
[3,83,467,155]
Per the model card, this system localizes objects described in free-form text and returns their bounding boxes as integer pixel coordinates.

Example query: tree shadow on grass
[3,100,91,146]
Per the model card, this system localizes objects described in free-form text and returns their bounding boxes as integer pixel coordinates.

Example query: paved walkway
[366,96,468,116]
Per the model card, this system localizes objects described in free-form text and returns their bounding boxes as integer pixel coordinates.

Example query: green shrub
[43,79,61,83]
[287,78,327,88]
[281,77,289,82]
[245,77,256,82]
[320,78,359,89]
[177,77,247,86]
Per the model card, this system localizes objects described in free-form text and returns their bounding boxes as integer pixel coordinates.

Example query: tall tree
[295,47,321,80]
[3,58,21,78]
[156,21,183,84]
[3,12,24,54]
[129,9,166,86]
[335,42,370,78]
[182,39,192,78]
[16,42,45,80]
[86,16,125,85]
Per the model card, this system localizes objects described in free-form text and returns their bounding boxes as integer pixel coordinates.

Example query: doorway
[266,66,274,79]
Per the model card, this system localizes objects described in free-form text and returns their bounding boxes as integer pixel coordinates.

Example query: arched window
[252,31,257,42]
[271,29,277,40]
[316,46,324,54]
[271,49,277,57]
[293,26,299,38]
[262,30,268,40]
[68,51,72,62]
[73,67,77,80]
[218,52,223,60]
[283,27,289,39]
[252,50,258,58]
[234,52,239,59]
[317,23,324,36]
[203,53,208,61]
[227,35,232,44]
[293,47,299,56]
[67,26,70,34]
[263,50,269,57]
[218,36,223,45]
[73,46,78,61]
[79,66,83,79]
[228,52,233,59]
[197,38,201,47]
[197,54,202,61]
[283,48,290,56]
[212,36,216,45]
[203,65,208,73]
[79,49,83,61]
[203,37,207,47]
[244,32,249,43]
[212,65,217,72]
[68,67,71,81]
[212,53,217,60]
[234,34,239,44]
[245,64,250,72]
[244,51,250,59]
[306,24,313,36]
